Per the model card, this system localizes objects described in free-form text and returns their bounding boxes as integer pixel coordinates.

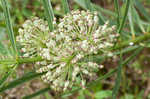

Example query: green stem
[17,56,43,64]
[65,53,76,80]
[113,33,150,50]
[0,56,43,65]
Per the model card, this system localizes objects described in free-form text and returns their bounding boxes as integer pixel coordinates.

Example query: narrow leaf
[1,0,18,55]
[23,87,51,99]
[0,71,45,93]
[132,7,145,33]
[42,0,54,31]
[114,0,120,28]
[134,0,150,22]
[118,0,130,33]
[0,64,17,88]
[92,4,117,17]
[122,47,143,65]
[128,4,135,37]
[112,51,123,99]
[84,0,92,11]
[61,0,70,14]
[113,33,150,50]
[112,47,143,98]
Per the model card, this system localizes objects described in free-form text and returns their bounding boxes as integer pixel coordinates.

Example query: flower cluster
[16,17,56,57]
[17,10,119,92]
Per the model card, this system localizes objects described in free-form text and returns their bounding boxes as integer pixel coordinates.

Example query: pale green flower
[17,10,119,92]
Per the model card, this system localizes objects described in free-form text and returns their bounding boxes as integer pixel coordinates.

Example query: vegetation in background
[0,0,150,99]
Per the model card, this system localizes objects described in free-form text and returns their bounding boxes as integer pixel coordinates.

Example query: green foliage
[112,52,123,99]
[23,87,51,99]
[0,42,8,55]
[42,0,54,31]
[0,65,16,87]
[61,0,70,14]
[134,0,150,22]
[1,0,18,56]
[84,0,93,11]
[117,0,130,33]
[94,90,112,99]
[0,71,45,93]
[0,0,150,98]
[114,0,120,28]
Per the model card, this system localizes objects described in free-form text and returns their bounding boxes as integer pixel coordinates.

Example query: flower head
[17,10,119,92]
[16,17,56,57]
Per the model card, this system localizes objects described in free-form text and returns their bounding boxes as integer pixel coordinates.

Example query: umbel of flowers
[17,10,119,92]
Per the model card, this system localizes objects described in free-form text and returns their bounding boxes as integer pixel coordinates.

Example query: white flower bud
[129,42,134,46]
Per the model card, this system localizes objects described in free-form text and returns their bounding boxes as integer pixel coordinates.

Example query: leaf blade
[114,0,120,28]
[61,0,70,14]
[117,0,130,33]
[42,0,54,31]
[0,71,45,93]
[23,87,51,99]
[112,51,123,99]
[0,64,17,88]
[112,47,143,98]
[1,0,18,56]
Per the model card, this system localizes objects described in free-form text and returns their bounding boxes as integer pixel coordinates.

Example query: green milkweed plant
[1,0,150,98]
[17,10,119,92]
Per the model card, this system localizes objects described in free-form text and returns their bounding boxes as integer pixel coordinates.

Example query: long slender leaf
[132,7,145,33]
[1,0,18,55]
[97,13,105,25]
[134,0,150,22]
[122,47,143,65]
[128,3,135,38]
[114,0,120,28]
[61,0,70,14]
[0,64,17,88]
[92,4,117,17]
[0,71,45,93]
[112,47,143,98]
[0,69,13,87]
[112,51,123,99]
[74,0,116,17]
[113,33,150,50]
[117,0,130,33]
[42,0,54,31]
[23,87,51,99]
[84,0,92,11]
